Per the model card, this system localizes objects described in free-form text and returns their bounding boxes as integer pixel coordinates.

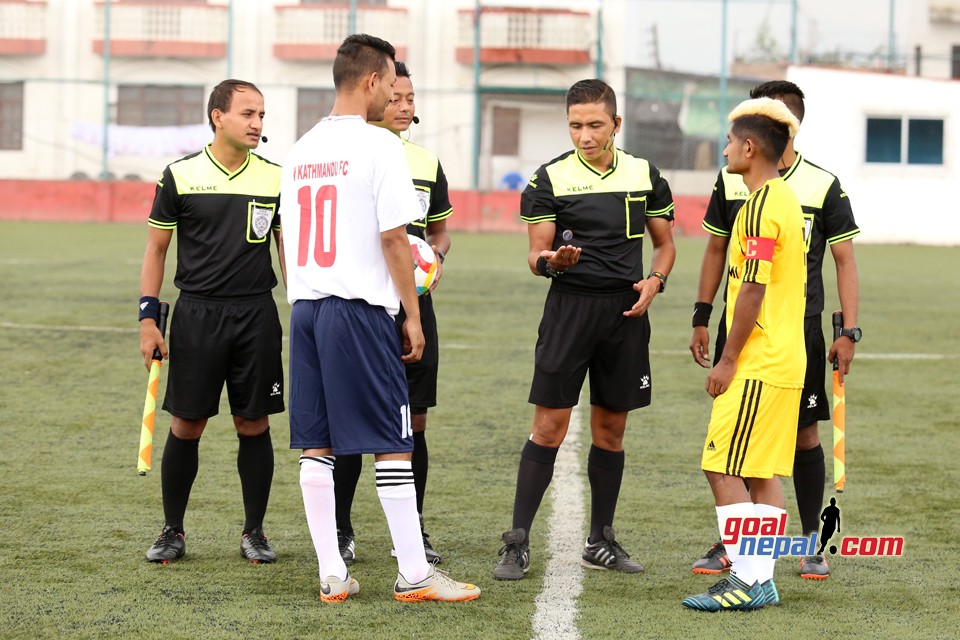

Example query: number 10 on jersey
[297,185,337,267]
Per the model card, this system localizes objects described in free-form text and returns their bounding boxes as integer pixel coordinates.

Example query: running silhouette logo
[724,498,904,558]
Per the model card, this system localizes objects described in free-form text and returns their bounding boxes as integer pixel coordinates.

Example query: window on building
[952,45,960,79]
[0,82,24,150]
[117,85,205,126]
[297,88,336,138]
[492,106,521,156]
[866,116,944,165]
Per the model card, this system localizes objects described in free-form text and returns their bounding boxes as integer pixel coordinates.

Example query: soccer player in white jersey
[279,33,479,604]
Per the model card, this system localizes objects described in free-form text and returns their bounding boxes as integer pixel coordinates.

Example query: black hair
[750,80,805,123]
[395,60,411,79]
[207,79,261,134]
[731,114,791,162]
[333,34,396,90]
[566,79,617,118]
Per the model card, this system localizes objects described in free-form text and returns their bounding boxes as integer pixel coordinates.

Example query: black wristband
[139,296,160,323]
[536,256,550,277]
[435,248,445,263]
[536,256,563,278]
[692,302,713,327]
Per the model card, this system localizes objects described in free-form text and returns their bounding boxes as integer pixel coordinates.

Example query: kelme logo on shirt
[189,185,218,192]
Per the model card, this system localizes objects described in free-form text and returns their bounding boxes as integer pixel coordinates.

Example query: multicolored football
[408,234,438,296]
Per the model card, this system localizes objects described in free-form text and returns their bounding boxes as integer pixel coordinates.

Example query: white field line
[532,393,586,640]
[0,323,954,362]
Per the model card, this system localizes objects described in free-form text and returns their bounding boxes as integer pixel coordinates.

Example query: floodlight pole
[595,1,604,80]
[349,0,357,35]
[717,0,728,167]
[888,0,896,70]
[471,0,481,190]
[100,0,111,180]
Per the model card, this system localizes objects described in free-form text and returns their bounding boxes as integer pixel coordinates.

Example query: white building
[0,0,627,190]
[788,65,960,245]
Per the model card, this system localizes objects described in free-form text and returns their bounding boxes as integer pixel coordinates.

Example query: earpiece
[412,116,420,124]
[260,136,268,143]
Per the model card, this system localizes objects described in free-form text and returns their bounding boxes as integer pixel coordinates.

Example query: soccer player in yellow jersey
[682,98,806,612]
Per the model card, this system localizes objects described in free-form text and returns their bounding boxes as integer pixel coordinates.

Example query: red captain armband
[744,237,775,261]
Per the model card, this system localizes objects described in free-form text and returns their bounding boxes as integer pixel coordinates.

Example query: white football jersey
[280,115,421,315]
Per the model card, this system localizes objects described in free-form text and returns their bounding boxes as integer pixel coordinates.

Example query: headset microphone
[412,116,420,124]
[260,135,268,143]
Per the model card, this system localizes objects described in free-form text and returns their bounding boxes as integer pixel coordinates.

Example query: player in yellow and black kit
[682,97,806,612]
[333,61,452,566]
[689,81,860,580]
[139,80,285,566]
[494,79,676,581]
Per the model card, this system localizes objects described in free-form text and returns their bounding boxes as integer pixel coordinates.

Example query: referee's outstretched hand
[542,245,581,272]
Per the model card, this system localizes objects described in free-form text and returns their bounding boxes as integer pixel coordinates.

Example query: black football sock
[794,444,826,536]
[511,439,559,545]
[587,445,625,544]
[412,430,428,517]
[161,430,200,533]
[333,454,363,536]
[237,427,274,534]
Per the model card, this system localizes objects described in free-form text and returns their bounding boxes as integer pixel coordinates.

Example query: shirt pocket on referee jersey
[625,194,647,239]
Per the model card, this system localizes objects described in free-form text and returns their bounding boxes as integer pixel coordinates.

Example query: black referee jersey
[521,148,674,293]
[401,138,453,241]
[702,151,859,317]
[148,145,282,298]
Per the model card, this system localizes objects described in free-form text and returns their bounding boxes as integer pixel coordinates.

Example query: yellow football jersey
[725,177,807,388]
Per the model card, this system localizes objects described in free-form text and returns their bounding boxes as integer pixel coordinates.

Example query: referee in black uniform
[139,79,286,565]
[494,79,677,580]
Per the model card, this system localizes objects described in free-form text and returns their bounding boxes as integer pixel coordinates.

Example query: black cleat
[493,528,530,580]
[241,526,277,564]
[338,529,356,566]
[146,525,185,564]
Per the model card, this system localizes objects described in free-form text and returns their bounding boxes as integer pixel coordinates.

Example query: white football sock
[716,502,762,585]
[299,455,347,581]
[376,460,429,584]
[753,503,787,583]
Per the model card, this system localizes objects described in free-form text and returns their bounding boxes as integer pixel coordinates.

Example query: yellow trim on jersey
[829,229,859,244]
[702,219,732,237]
[170,147,281,198]
[547,148,653,197]
[148,219,177,230]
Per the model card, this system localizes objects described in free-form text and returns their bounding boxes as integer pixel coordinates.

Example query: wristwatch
[648,271,668,293]
[840,327,862,343]
[544,261,564,278]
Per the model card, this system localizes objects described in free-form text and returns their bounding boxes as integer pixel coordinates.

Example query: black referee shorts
[529,288,652,412]
[163,292,284,420]
[798,315,830,426]
[395,294,438,414]
[714,311,829,428]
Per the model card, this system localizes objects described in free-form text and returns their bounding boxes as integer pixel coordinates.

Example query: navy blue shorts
[288,297,413,455]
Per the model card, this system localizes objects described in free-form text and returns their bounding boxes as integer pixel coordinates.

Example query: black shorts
[163,292,284,420]
[715,312,829,428]
[395,294,438,414]
[529,288,652,411]
[798,315,830,426]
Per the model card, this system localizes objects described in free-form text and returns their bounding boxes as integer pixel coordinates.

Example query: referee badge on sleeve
[247,201,276,243]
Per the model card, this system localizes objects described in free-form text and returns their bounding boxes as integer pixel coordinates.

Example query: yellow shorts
[701,379,801,479]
